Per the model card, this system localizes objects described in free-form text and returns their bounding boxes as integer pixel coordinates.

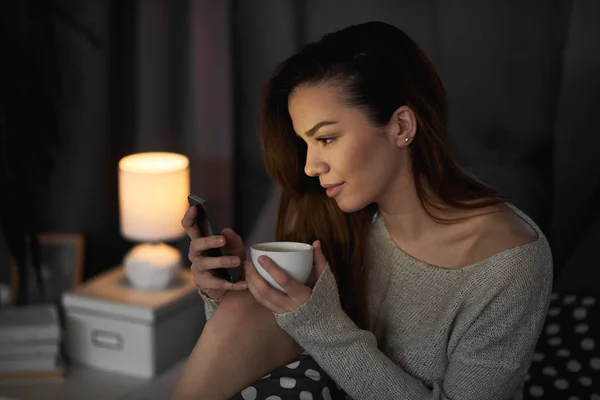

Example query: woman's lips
[325,183,344,198]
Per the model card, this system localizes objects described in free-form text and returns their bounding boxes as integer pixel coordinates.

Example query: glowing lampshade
[118,152,190,242]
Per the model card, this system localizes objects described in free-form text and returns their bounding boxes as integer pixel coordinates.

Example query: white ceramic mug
[249,242,313,293]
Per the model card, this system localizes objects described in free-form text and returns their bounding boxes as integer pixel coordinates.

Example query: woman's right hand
[181,205,247,301]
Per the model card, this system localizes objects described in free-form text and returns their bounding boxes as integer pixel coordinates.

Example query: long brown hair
[260,22,504,329]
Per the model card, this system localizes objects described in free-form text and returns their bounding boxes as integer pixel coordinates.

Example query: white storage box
[62,267,205,378]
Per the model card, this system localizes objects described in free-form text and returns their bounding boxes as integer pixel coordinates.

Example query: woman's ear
[389,105,417,148]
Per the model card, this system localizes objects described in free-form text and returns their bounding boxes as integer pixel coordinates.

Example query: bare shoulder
[468,204,539,262]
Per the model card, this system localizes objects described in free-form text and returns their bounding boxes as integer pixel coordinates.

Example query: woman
[172,21,552,400]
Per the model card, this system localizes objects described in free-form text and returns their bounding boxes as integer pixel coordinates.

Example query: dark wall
[551,0,600,289]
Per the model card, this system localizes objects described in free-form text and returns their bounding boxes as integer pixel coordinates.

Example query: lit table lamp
[118,152,190,290]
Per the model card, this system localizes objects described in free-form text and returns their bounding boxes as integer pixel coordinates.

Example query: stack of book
[0,304,64,383]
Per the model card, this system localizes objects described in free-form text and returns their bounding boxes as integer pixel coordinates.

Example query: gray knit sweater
[201,206,553,399]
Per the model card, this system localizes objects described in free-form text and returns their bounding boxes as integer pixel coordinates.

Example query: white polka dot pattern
[241,386,257,400]
[579,376,592,387]
[231,355,345,400]
[566,360,581,372]
[529,385,544,397]
[582,297,596,306]
[305,369,321,381]
[546,323,560,335]
[525,292,598,400]
[573,308,587,319]
[299,391,313,400]
[581,338,595,351]
[554,378,569,390]
[574,323,588,334]
[279,377,296,389]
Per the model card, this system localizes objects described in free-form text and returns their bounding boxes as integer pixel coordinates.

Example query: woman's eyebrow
[305,121,338,137]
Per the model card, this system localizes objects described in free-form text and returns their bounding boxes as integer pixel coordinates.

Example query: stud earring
[404,137,409,142]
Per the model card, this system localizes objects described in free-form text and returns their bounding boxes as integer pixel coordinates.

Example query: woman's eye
[316,137,335,146]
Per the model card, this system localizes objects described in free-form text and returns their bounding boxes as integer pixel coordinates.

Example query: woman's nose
[304,148,329,177]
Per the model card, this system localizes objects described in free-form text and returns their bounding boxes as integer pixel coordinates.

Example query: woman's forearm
[171,290,302,400]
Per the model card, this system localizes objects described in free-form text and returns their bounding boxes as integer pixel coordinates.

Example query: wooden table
[0,360,185,400]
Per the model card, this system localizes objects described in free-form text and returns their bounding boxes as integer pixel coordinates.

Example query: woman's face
[288,84,410,212]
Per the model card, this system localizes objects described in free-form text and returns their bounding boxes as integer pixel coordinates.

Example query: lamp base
[123,242,181,291]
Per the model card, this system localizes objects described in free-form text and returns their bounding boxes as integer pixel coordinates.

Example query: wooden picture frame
[10,233,85,306]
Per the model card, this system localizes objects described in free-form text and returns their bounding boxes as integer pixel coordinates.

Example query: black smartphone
[187,194,242,283]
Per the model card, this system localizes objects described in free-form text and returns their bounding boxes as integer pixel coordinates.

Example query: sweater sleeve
[442,247,553,400]
[275,249,552,400]
[197,290,219,321]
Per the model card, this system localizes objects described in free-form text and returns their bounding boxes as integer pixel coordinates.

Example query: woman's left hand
[244,240,329,314]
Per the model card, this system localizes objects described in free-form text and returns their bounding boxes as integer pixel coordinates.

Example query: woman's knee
[205,290,285,342]
[212,290,272,325]
[206,290,301,358]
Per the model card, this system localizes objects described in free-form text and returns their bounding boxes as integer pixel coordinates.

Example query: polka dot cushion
[230,354,346,400]
[524,292,599,399]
